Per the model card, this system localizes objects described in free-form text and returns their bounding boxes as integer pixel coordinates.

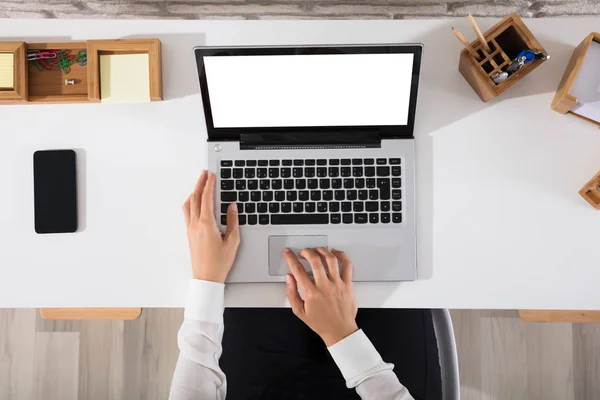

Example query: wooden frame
[40,308,142,320]
[520,310,600,322]
[87,39,162,102]
[579,170,600,210]
[459,13,548,102]
[551,32,600,127]
[0,42,27,102]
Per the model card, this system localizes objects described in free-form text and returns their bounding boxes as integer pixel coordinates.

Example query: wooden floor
[1,308,599,399]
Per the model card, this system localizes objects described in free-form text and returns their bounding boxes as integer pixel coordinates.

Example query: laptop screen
[203,53,415,129]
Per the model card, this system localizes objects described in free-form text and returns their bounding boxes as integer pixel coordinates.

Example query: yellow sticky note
[100,54,151,103]
[0,53,14,89]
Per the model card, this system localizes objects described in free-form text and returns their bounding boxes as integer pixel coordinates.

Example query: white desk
[1,18,599,309]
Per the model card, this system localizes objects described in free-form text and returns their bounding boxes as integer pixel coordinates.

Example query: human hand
[284,247,358,347]
[183,170,240,283]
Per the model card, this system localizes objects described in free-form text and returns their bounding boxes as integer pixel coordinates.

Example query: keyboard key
[376,158,386,165]
[269,168,279,178]
[299,191,309,201]
[258,203,268,213]
[392,166,401,176]
[319,179,330,189]
[305,168,316,178]
[248,180,258,190]
[366,201,379,212]
[347,190,357,201]
[239,215,247,225]
[248,215,258,225]
[392,202,402,212]
[352,159,362,165]
[221,180,234,191]
[343,179,354,189]
[377,167,390,177]
[221,215,227,225]
[369,190,379,201]
[381,213,390,224]
[323,190,334,201]
[293,160,304,166]
[236,203,244,213]
[393,213,402,223]
[272,214,328,225]
[307,179,318,189]
[366,179,376,189]
[262,191,273,202]
[287,191,297,201]
[317,167,328,178]
[390,158,401,165]
[269,160,280,166]
[355,178,365,189]
[329,167,339,177]
[245,203,256,213]
[235,160,245,167]
[257,168,268,178]
[353,202,364,212]
[275,191,285,202]
[282,203,292,213]
[239,192,250,202]
[246,160,257,167]
[221,169,232,179]
[281,168,292,178]
[341,167,351,177]
[381,201,390,212]
[310,191,321,201]
[355,213,368,224]
[282,160,293,166]
[335,190,345,201]
[364,159,374,165]
[317,202,328,212]
[259,180,270,190]
[272,179,283,190]
[221,160,233,167]
[341,159,351,165]
[233,168,243,179]
[329,159,340,166]
[293,203,304,213]
[331,179,342,189]
[269,203,279,213]
[293,168,303,178]
[222,192,236,202]
[317,159,327,165]
[284,179,294,189]
[331,214,341,224]
[353,167,363,177]
[359,190,368,200]
[343,214,353,224]
[392,190,402,200]
[221,203,230,214]
[365,167,375,177]
[377,178,390,200]
[295,179,306,190]
[392,178,401,188]
[329,202,340,212]
[259,215,269,225]
[250,191,261,202]
[258,160,268,166]
[236,180,246,191]
[305,159,316,166]
[341,201,352,212]
[245,168,255,179]
[305,202,316,213]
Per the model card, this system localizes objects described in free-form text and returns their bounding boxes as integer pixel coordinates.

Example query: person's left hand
[183,170,240,283]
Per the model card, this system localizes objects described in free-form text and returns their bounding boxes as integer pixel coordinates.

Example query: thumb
[286,274,305,319]
[224,203,240,247]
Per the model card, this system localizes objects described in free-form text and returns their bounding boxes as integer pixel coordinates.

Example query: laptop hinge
[240,131,381,150]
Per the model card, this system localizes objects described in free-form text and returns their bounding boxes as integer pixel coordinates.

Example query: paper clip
[27,50,59,61]
[76,50,87,67]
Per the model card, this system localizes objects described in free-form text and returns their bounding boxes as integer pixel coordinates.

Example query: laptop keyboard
[219,158,402,226]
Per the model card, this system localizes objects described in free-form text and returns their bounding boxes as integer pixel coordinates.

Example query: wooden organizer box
[0,39,161,104]
[459,13,548,102]
[551,32,600,126]
[579,170,600,210]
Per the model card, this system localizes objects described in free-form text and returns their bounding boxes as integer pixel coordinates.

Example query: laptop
[194,44,422,282]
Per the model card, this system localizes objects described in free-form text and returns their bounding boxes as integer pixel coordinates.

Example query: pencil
[451,27,481,60]
[467,14,491,53]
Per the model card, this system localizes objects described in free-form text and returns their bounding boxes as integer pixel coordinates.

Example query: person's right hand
[284,247,358,347]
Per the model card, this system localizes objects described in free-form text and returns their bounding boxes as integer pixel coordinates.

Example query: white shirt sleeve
[328,330,415,400]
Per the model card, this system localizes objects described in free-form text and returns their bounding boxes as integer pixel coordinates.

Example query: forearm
[169,280,227,400]
[328,330,414,400]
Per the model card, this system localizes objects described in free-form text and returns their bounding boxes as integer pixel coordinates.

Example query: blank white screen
[204,53,414,128]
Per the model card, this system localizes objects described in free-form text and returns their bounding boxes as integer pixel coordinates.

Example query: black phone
[33,150,78,234]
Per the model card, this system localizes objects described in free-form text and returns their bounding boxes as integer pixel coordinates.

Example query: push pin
[579,170,600,210]
[64,79,76,86]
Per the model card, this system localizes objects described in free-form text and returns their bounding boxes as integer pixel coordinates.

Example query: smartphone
[33,150,78,234]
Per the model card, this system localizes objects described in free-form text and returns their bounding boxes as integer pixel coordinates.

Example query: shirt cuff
[183,279,225,323]
[327,329,384,381]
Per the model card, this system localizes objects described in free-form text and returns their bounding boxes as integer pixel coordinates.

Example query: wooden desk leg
[39,308,142,320]
[519,310,600,323]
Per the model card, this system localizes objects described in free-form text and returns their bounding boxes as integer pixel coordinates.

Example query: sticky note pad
[0,53,14,89]
[100,53,151,103]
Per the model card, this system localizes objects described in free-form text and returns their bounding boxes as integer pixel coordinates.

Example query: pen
[451,27,481,60]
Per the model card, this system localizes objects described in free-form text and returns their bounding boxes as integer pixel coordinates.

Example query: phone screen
[33,150,78,234]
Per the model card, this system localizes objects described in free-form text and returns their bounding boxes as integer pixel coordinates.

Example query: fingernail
[286,274,291,284]
[229,203,238,213]
[283,248,291,253]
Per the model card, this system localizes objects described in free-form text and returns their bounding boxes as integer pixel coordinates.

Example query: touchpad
[269,235,328,276]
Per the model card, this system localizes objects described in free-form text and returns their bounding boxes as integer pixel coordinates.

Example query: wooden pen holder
[579,171,600,210]
[0,39,162,104]
[459,13,548,102]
